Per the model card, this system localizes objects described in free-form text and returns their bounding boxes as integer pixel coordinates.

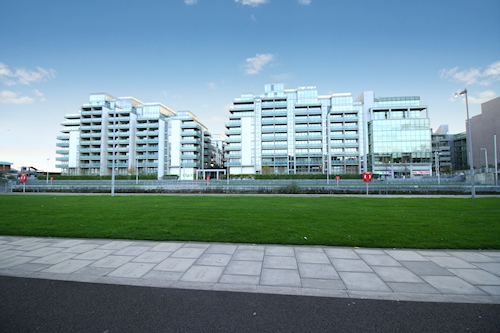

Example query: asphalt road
[1,276,499,333]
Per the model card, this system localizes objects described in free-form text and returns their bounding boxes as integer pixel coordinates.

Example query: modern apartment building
[56,93,214,179]
[359,93,432,178]
[225,84,363,175]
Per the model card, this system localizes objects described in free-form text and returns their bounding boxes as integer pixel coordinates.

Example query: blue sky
[1,0,499,172]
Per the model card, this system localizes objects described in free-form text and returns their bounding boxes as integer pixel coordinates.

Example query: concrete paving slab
[73,249,117,261]
[154,258,197,272]
[224,260,262,276]
[9,263,51,272]
[448,269,500,285]
[387,282,440,294]
[22,247,63,257]
[219,274,260,285]
[339,272,392,292]
[107,263,155,278]
[182,243,211,249]
[359,254,401,267]
[232,249,264,261]
[142,270,183,281]
[205,244,237,255]
[263,256,297,269]
[265,246,295,257]
[372,266,424,283]
[150,242,184,252]
[301,278,345,290]
[385,250,428,261]
[421,276,487,295]
[448,251,498,263]
[180,265,225,283]
[473,263,500,275]
[170,247,206,259]
[0,256,35,269]
[31,252,77,265]
[324,248,360,259]
[0,250,29,260]
[400,261,454,276]
[131,251,172,263]
[416,250,451,257]
[296,251,330,264]
[97,241,135,250]
[331,259,372,272]
[260,269,301,287]
[294,246,324,253]
[298,263,339,280]
[113,246,151,256]
[478,286,500,296]
[428,256,476,269]
[195,253,232,266]
[90,255,133,269]
[50,239,86,248]
[60,244,100,254]
[42,259,93,274]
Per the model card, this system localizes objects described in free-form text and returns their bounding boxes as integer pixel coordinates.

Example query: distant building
[359,93,432,178]
[56,93,218,180]
[0,161,13,172]
[225,84,363,175]
[470,96,500,170]
[432,125,453,174]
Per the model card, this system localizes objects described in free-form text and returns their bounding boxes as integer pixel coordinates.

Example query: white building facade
[225,84,364,175]
[56,93,215,180]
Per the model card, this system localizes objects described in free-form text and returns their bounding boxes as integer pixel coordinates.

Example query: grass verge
[0,195,498,249]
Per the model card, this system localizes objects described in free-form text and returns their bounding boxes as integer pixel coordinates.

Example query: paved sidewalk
[1,236,499,304]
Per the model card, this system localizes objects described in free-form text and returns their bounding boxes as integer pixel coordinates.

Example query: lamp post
[46,158,50,184]
[454,89,475,198]
[494,134,498,186]
[111,103,121,196]
[480,148,488,173]
[434,151,440,185]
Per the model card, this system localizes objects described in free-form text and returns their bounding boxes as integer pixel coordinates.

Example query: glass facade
[367,102,432,178]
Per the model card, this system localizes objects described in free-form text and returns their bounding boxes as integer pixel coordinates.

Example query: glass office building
[364,96,432,178]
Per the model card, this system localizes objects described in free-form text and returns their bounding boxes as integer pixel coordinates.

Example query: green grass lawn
[1,195,499,249]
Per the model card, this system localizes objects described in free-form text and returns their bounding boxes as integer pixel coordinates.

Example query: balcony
[56,135,70,140]
[56,142,69,147]
[225,121,241,128]
[181,162,201,168]
[180,138,201,144]
[225,129,241,135]
[56,149,68,154]
[181,122,200,129]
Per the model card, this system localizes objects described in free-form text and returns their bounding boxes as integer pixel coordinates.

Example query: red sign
[50,177,54,181]
[362,172,373,182]
[335,176,340,181]
[206,176,210,181]
[20,174,27,183]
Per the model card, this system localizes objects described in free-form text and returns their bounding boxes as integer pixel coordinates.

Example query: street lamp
[46,158,50,184]
[434,151,441,185]
[111,103,122,196]
[480,148,488,173]
[454,89,475,198]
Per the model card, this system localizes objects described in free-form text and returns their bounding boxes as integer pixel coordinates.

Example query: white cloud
[243,53,274,75]
[0,62,56,86]
[298,0,311,4]
[439,61,500,86]
[208,82,216,89]
[467,90,497,104]
[33,89,46,102]
[235,0,268,7]
[184,0,197,4]
[251,14,257,22]
[0,90,35,104]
